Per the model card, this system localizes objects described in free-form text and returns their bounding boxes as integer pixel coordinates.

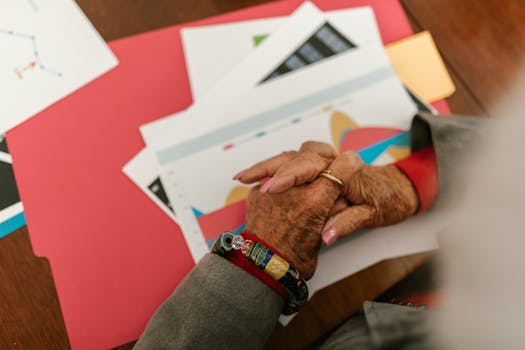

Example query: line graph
[0,28,62,79]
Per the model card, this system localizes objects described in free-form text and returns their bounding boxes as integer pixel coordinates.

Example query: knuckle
[278,153,323,183]
[280,150,297,159]
[287,190,330,227]
[298,152,321,170]
[300,150,323,162]
[300,141,335,157]
[334,152,364,175]
[338,151,362,164]
[300,140,323,151]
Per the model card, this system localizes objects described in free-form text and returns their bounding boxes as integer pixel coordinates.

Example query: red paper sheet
[7,1,449,348]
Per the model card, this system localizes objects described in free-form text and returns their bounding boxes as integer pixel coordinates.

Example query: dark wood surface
[403,0,525,116]
[2,0,524,349]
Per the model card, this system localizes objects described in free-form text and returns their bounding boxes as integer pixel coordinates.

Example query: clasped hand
[235,141,419,280]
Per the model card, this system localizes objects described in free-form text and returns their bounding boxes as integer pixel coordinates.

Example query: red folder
[7,1,450,349]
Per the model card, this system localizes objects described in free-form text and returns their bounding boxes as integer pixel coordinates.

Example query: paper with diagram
[123,148,176,221]
[0,0,118,134]
[181,6,381,99]
[140,2,362,147]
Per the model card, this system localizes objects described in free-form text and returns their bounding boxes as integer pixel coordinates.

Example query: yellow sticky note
[385,31,456,103]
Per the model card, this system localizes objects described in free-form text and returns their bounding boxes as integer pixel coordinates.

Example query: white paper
[0,0,118,133]
[279,212,443,325]
[141,2,367,148]
[181,6,380,100]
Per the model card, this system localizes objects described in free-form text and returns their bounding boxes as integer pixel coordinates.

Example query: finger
[315,151,364,195]
[321,204,374,246]
[241,142,335,186]
[304,151,364,203]
[234,151,297,183]
[328,198,349,217]
[267,151,333,193]
[299,141,337,159]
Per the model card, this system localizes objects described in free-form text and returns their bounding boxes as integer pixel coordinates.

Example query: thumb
[321,205,374,246]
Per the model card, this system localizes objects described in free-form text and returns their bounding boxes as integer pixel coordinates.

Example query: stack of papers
[123,1,454,321]
[6,0,455,346]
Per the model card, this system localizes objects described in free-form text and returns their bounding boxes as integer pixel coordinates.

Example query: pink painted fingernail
[322,228,338,246]
[233,169,249,180]
[260,177,275,193]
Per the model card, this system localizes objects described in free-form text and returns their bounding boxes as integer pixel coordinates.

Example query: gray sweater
[134,113,487,350]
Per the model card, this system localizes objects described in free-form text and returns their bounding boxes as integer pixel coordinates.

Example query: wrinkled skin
[245,179,340,280]
[238,141,419,252]
[340,163,419,231]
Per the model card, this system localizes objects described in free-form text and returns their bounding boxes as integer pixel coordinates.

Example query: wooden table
[1,1,524,349]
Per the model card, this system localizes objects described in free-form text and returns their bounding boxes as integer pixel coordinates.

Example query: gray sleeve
[410,112,489,207]
[318,302,436,350]
[134,253,284,350]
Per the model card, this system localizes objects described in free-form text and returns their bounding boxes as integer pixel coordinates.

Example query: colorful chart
[330,110,410,162]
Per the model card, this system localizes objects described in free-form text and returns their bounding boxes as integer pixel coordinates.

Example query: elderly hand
[245,153,363,279]
[236,141,419,247]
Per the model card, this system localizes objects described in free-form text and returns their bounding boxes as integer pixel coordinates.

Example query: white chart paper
[181,6,380,99]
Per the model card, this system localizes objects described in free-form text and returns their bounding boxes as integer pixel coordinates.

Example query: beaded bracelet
[212,231,309,315]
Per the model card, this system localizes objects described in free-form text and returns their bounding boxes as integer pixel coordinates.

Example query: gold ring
[319,169,344,189]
